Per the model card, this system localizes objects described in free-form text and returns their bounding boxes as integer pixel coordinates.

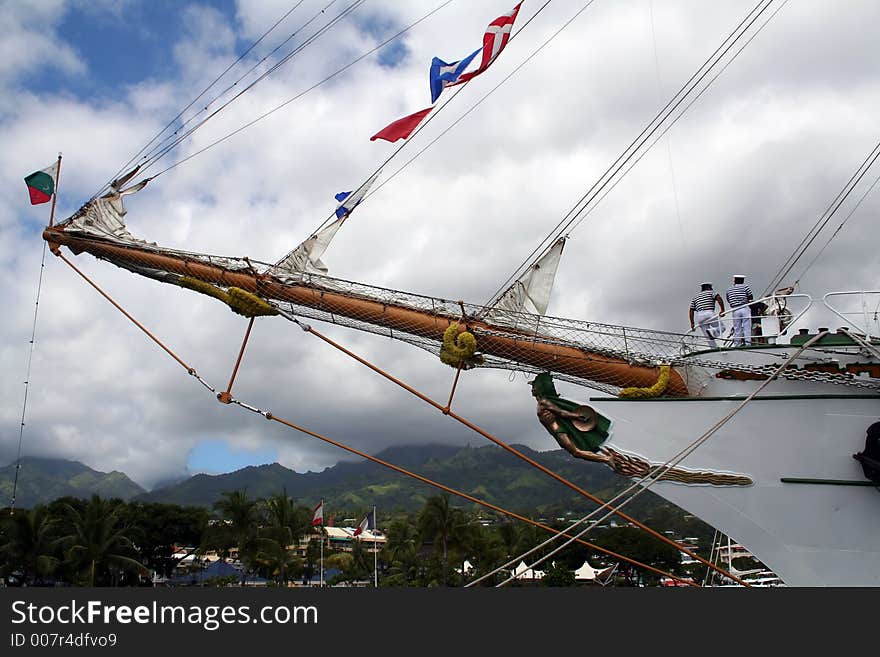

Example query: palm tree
[417,494,466,585]
[210,490,263,584]
[382,519,420,586]
[57,495,146,586]
[0,505,59,585]
[260,491,308,586]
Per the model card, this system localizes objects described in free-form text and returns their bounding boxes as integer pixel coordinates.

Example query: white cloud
[0,1,85,85]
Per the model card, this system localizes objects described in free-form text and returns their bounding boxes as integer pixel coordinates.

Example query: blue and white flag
[334,170,380,219]
[429,48,481,103]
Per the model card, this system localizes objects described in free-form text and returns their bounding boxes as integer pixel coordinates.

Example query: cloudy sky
[2,0,879,489]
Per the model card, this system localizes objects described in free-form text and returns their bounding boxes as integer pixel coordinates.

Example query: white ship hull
[591,346,880,587]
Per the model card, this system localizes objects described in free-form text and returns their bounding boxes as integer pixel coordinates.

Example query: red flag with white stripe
[455,2,523,85]
[311,500,324,526]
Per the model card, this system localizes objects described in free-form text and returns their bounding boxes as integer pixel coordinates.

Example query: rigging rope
[765,138,880,295]
[139,0,367,176]
[146,0,454,182]
[96,0,310,200]
[272,306,743,583]
[562,0,789,238]
[129,0,338,181]
[259,0,556,243]
[49,253,695,586]
[475,330,829,587]
[793,169,880,286]
[648,0,687,249]
[9,242,49,515]
[484,0,779,309]
[351,0,595,236]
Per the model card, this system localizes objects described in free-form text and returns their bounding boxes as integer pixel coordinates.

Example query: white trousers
[694,310,720,348]
[732,306,751,346]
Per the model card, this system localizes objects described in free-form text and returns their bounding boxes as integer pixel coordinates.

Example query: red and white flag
[455,2,523,84]
[311,500,324,526]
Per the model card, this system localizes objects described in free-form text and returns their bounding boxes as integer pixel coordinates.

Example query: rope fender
[439,322,484,369]
[618,364,671,399]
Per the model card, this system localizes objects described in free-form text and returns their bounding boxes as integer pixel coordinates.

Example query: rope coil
[439,322,483,369]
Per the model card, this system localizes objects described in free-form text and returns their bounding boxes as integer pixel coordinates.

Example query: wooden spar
[44,228,689,396]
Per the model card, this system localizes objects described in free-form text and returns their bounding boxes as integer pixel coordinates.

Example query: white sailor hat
[700,281,713,287]
[733,274,746,280]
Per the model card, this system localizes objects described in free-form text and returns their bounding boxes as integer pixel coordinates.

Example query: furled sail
[63,168,150,245]
[484,237,565,327]
[269,215,345,279]
[269,170,380,281]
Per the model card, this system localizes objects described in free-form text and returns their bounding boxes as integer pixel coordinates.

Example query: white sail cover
[64,179,149,244]
[485,237,565,326]
[270,216,346,279]
[269,170,381,281]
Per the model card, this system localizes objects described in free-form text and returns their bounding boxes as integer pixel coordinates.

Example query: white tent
[511,560,544,580]
[574,560,615,582]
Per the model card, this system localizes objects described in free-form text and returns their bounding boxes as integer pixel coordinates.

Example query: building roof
[323,526,386,541]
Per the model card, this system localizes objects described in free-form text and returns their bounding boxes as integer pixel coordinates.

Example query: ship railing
[822,291,880,340]
[681,291,813,352]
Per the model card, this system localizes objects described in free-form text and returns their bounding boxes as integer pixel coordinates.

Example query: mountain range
[2,444,673,517]
[0,457,146,509]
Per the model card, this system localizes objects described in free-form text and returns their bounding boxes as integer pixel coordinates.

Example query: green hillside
[138,443,663,517]
[0,457,146,507]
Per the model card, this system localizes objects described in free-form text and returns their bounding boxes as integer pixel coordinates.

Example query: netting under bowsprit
[43,227,732,397]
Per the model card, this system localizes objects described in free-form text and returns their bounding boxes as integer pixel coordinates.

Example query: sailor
[689,282,725,348]
[725,274,754,347]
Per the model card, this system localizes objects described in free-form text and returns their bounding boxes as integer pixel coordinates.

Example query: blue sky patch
[187,438,278,474]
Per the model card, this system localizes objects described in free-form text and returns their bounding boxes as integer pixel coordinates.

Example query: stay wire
[794,168,880,285]
[10,242,49,514]
[564,0,788,238]
[51,251,692,586]
[483,0,775,309]
[649,0,687,249]
[484,330,824,588]
[265,0,550,244]
[764,138,880,295]
[130,0,334,178]
[95,0,308,200]
[141,0,367,176]
[354,0,594,227]
[147,0,453,182]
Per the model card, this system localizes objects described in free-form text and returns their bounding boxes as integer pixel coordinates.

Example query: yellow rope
[177,276,277,318]
[439,322,483,369]
[226,287,278,317]
[618,365,671,399]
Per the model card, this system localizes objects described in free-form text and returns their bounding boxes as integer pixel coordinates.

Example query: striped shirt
[690,290,720,311]
[725,283,753,308]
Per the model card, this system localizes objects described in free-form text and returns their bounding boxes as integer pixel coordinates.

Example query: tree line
[1,491,699,587]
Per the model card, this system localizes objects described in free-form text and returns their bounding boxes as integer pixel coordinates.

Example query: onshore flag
[311,500,324,526]
[353,508,376,537]
[455,2,523,85]
[370,107,433,143]
[24,161,59,205]
[429,48,481,103]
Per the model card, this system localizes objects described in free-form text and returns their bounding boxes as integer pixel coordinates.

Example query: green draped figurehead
[530,372,611,454]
